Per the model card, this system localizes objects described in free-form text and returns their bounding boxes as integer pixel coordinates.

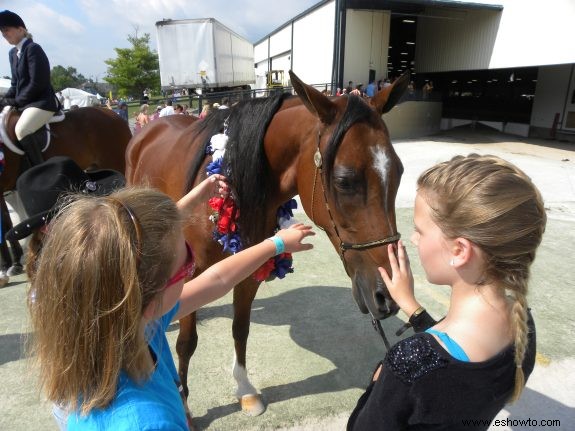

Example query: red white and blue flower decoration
[206,132,297,282]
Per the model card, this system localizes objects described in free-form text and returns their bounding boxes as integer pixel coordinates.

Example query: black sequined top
[347,313,536,431]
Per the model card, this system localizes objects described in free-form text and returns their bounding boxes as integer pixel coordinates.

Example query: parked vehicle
[156,18,255,94]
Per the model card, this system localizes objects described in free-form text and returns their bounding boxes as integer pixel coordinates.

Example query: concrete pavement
[0,126,573,430]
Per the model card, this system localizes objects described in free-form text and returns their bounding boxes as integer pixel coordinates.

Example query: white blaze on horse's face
[371,145,394,232]
[371,146,390,183]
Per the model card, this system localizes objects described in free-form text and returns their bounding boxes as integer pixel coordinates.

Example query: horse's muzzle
[352,275,399,320]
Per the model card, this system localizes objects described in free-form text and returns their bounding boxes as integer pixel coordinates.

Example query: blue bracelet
[268,235,285,255]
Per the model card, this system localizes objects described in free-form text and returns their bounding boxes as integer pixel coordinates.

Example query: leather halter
[309,127,400,351]
[309,128,401,268]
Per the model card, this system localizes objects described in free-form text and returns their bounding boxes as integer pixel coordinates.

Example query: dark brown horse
[126,71,408,417]
[0,105,132,274]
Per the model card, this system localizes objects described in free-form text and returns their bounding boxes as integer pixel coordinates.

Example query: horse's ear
[289,70,337,124]
[370,71,410,115]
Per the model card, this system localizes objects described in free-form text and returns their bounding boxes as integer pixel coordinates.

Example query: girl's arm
[174,224,314,320]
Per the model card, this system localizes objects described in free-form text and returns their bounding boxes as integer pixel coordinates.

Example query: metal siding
[415,8,501,73]
[254,40,269,63]
[489,0,575,68]
[292,1,336,85]
[270,26,292,58]
[344,10,390,86]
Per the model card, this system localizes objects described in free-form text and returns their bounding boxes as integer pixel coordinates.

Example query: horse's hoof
[0,273,9,288]
[7,264,24,277]
[239,394,266,416]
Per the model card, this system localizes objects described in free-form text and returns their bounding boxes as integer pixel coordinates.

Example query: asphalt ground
[1,126,573,430]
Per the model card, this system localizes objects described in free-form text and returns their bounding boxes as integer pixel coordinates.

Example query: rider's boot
[19,128,46,167]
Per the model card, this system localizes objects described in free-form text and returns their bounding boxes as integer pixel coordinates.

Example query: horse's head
[290,70,408,320]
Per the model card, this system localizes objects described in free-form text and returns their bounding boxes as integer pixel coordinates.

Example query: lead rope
[372,317,392,351]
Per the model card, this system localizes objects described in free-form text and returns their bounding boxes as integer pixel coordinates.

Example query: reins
[309,127,400,350]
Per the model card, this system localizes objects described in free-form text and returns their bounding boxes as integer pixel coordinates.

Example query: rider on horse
[0,10,61,166]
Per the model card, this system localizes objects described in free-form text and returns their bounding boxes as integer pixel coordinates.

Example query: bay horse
[126,70,408,417]
[0,105,132,274]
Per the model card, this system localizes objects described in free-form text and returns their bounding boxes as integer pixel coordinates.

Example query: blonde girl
[134,103,149,133]
[29,181,314,430]
[198,103,211,119]
[348,154,546,430]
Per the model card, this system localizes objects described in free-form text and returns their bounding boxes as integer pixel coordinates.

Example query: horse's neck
[265,103,318,200]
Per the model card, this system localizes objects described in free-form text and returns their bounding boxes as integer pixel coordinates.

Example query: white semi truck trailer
[156,18,255,93]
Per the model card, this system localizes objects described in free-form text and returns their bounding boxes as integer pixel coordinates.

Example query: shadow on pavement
[0,333,28,366]
[504,387,574,430]
[184,285,406,428]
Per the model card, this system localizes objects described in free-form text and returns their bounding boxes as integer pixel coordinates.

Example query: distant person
[0,10,61,166]
[159,99,174,117]
[423,81,434,99]
[198,103,211,119]
[115,101,128,122]
[134,103,149,134]
[174,104,184,114]
[408,81,415,98]
[348,154,545,430]
[345,80,353,94]
[350,84,362,97]
[365,80,376,98]
[150,105,162,121]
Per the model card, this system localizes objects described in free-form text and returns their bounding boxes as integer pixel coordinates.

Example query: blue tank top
[426,328,470,362]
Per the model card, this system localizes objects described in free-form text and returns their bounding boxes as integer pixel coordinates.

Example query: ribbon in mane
[206,131,297,282]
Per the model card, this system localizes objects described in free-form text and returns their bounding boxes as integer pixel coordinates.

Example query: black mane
[186,94,289,246]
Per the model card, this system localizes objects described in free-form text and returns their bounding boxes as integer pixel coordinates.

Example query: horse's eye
[333,175,358,193]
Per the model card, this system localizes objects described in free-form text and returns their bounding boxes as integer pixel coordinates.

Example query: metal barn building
[254,0,575,140]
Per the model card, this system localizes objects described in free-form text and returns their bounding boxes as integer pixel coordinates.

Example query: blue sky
[0,0,319,80]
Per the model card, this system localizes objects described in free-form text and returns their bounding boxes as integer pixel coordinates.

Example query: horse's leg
[0,197,24,275]
[176,312,198,399]
[232,279,265,415]
[0,240,10,287]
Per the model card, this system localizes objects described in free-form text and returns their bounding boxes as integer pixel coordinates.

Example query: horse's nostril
[374,290,389,314]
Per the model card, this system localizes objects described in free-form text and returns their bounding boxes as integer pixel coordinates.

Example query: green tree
[104,31,160,98]
[51,65,86,91]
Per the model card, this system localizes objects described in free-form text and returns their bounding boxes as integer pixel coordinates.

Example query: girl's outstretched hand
[177,174,229,215]
[197,174,229,201]
[275,223,315,254]
[378,240,420,317]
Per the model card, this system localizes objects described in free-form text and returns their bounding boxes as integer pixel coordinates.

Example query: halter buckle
[313,149,322,168]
